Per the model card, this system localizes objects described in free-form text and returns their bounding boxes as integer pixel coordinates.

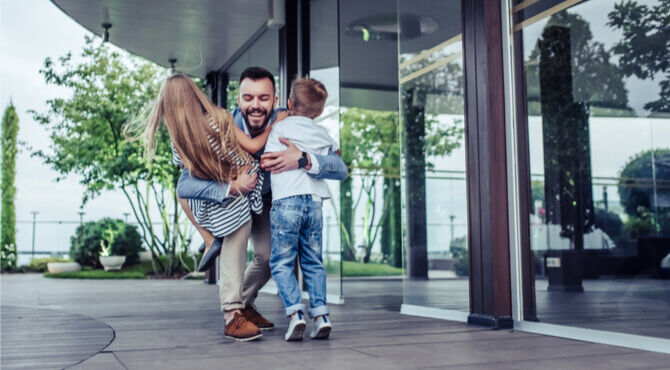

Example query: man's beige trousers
[219,195,272,311]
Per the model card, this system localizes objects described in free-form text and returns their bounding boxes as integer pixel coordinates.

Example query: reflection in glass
[399,0,469,311]
[518,0,670,339]
[311,0,343,299]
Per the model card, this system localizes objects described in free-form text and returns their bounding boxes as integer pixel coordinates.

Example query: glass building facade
[54,0,670,352]
[200,0,670,347]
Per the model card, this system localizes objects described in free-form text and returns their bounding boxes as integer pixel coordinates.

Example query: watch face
[299,152,308,168]
[298,152,307,168]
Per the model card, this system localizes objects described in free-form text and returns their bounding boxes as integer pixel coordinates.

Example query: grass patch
[44,255,197,279]
[326,260,403,277]
[44,270,146,279]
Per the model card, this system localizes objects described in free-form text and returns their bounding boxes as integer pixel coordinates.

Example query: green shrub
[450,236,468,277]
[2,102,19,272]
[29,257,72,272]
[618,149,670,216]
[594,208,624,245]
[70,218,143,268]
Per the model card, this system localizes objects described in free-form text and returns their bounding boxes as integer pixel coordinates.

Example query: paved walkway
[1,274,669,369]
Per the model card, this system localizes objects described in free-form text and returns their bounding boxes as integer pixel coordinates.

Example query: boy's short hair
[288,77,328,119]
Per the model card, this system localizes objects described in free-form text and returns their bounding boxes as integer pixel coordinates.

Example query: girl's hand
[230,166,258,195]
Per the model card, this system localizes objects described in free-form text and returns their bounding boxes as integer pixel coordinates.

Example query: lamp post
[78,211,85,225]
[449,215,455,245]
[123,212,130,223]
[30,211,39,260]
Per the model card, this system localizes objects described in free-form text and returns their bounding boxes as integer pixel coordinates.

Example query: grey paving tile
[2,274,668,370]
[69,353,127,370]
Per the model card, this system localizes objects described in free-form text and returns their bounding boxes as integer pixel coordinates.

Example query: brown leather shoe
[224,312,262,342]
[241,305,275,330]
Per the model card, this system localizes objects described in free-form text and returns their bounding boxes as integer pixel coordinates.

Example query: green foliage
[624,207,655,238]
[339,178,357,261]
[608,0,670,115]
[227,80,240,110]
[618,149,670,215]
[1,102,19,271]
[44,254,196,279]
[29,36,191,275]
[29,257,72,272]
[594,208,624,245]
[339,107,463,264]
[531,180,545,217]
[618,148,670,237]
[340,108,401,263]
[449,236,468,277]
[70,218,143,268]
[325,260,402,277]
[525,12,632,116]
[45,270,146,279]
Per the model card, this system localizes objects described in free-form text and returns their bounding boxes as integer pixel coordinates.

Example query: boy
[263,77,341,341]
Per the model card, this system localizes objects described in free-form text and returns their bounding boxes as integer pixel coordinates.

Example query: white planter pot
[47,262,81,274]
[99,255,126,271]
[138,251,152,263]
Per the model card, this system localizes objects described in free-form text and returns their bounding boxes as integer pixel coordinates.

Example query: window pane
[517,0,670,339]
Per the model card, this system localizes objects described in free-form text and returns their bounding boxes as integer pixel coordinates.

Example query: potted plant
[98,226,125,271]
[46,258,81,274]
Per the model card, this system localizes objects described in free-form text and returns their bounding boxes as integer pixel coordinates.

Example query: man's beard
[243,107,272,137]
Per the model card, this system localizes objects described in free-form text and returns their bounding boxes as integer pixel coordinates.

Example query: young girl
[135,73,272,341]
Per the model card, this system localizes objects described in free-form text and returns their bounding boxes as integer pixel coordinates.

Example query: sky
[1,0,669,262]
[1,0,133,258]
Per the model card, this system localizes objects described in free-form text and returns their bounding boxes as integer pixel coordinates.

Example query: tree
[525,12,633,116]
[30,36,190,276]
[340,108,399,263]
[618,149,670,237]
[537,24,596,250]
[339,114,357,262]
[340,103,463,264]
[608,0,670,115]
[1,102,19,271]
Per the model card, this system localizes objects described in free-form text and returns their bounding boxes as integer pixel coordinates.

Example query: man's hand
[230,166,258,195]
[260,137,311,174]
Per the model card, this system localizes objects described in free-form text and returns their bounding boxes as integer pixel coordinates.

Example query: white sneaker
[309,315,332,339]
[285,312,307,341]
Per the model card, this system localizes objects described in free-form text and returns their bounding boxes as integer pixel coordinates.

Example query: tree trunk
[340,177,357,261]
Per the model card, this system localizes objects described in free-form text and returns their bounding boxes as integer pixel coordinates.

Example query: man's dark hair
[239,66,276,93]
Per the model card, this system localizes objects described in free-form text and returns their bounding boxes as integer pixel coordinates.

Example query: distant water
[17,252,69,267]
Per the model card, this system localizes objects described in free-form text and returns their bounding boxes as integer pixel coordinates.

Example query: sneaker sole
[285,322,306,341]
[225,332,263,342]
[258,325,275,331]
[311,325,331,339]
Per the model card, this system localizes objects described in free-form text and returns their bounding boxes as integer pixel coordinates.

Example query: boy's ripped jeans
[269,195,329,318]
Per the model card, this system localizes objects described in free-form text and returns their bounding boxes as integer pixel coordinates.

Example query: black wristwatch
[298,151,308,169]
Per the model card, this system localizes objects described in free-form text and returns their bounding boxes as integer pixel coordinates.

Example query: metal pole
[30,211,38,260]
[78,211,85,225]
[450,215,455,245]
[123,212,130,222]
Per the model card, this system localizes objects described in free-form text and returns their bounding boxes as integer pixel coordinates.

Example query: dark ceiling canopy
[51,0,273,78]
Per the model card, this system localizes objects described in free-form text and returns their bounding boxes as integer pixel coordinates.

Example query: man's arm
[308,150,348,180]
[176,168,258,203]
[177,169,231,203]
[261,138,348,181]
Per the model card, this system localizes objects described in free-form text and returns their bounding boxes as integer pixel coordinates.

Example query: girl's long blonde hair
[133,74,252,183]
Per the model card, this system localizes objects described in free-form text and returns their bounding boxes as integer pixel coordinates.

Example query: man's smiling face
[238,77,277,137]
